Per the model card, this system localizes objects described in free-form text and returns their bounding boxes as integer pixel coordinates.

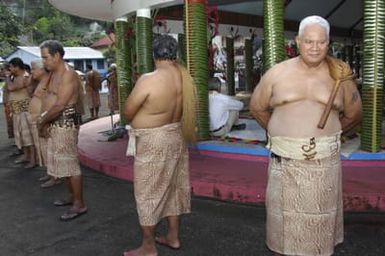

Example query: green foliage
[136,15,153,74]
[178,33,186,65]
[262,0,286,73]
[0,3,24,56]
[1,0,109,49]
[32,9,75,44]
[226,37,235,96]
[360,0,385,152]
[115,18,133,125]
[185,2,209,140]
[103,46,116,63]
[244,39,253,93]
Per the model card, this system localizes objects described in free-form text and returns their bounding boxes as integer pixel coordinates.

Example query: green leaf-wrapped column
[178,33,187,65]
[185,0,209,140]
[361,0,385,152]
[245,38,253,93]
[115,17,133,125]
[262,0,286,73]
[136,9,153,75]
[226,37,235,96]
[344,45,354,68]
[354,44,361,78]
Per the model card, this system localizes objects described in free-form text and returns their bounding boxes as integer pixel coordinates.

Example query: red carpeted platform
[78,116,385,212]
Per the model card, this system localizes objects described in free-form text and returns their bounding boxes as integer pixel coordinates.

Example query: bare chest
[271,75,343,109]
[9,87,29,100]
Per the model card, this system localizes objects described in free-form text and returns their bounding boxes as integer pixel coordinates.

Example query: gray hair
[298,15,330,38]
[40,40,65,58]
[31,59,44,69]
[152,34,178,61]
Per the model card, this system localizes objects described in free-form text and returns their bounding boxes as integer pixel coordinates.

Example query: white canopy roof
[17,46,104,60]
[48,0,183,21]
[48,0,363,32]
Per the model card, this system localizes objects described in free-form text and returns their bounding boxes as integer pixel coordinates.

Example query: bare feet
[123,248,158,256]
[123,247,157,256]
[39,175,50,182]
[154,236,180,250]
[41,178,62,188]
[24,162,37,169]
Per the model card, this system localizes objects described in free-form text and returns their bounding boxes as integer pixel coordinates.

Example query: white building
[6,46,108,76]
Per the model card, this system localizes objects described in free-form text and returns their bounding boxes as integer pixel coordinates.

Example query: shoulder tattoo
[351,91,359,104]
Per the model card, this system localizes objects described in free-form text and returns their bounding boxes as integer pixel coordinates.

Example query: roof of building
[91,33,115,49]
[15,46,105,59]
[49,0,363,36]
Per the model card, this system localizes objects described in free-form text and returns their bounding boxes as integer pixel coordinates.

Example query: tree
[1,0,110,52]
[0,3,24,57]
[32,10,75,44]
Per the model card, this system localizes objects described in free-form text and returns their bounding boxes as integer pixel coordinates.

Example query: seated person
[209,77,245,137]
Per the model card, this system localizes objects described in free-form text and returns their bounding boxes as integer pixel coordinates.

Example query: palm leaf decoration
[245,38,253,92]
[115,17,133,125]
[178,33,187,65]
[226,37,235,96]
[361,0,385,152]
[136,9,154,75]
[185,0,209,140]
[262,0,286,73]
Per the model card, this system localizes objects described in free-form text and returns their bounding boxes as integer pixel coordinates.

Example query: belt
[210,125,224,133]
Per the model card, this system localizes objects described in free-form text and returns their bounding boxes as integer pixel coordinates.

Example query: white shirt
[209,91,244,131]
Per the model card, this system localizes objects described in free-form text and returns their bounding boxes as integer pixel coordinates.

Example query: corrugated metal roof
[91,33,115,48]
[18,46,104,59]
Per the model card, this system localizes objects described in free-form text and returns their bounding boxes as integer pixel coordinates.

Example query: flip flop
[53,199,73,207]
[14,159,28,164]
[24,163,37,169]
[155,236,180,250]
[38,175,50,182]
[8,151,23,157]
[60,207,88,221]
[41,179,62,188]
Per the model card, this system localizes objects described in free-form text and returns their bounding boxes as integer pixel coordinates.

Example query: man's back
[127,62,183,129]
[86,70,100,89]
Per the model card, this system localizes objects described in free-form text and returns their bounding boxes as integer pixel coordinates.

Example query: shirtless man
[123,34,196,256]
[1,63,14,139]
[24,60,46,170]
[6,57,34,168]
[29,60,49,167]
[106,63,119,113]
[29,59,61,187]
[85,64,101,119]
[38,40,87,221]
[250,16,362,256]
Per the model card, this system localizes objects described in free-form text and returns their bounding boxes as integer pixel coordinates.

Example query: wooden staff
[317,75,355,129]
[317,56,355,129]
